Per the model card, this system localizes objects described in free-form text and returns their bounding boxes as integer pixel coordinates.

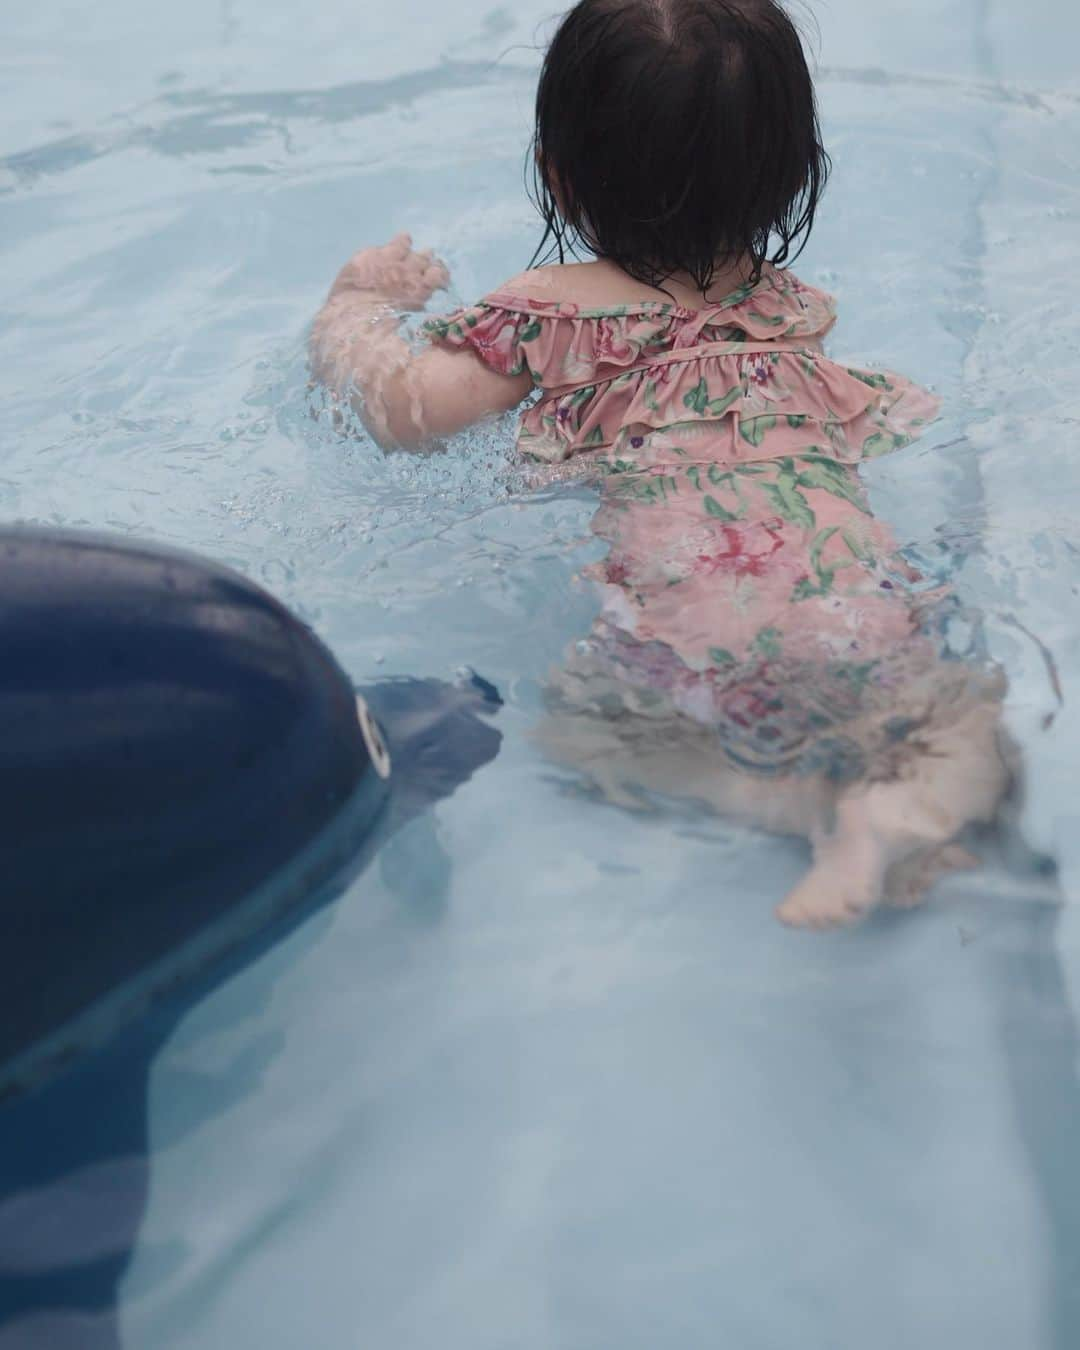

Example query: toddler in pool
[310,0,1011,927]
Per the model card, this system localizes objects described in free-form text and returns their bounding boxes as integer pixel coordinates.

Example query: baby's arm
[310,234,533,450]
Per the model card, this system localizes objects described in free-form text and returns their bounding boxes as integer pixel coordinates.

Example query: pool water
[3,2,1080,1346]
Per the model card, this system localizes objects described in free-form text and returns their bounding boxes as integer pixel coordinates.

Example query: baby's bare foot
[776,828,888,929]
[886,844,979,909]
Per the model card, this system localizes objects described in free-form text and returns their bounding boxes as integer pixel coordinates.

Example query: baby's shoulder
[491,260,642,310]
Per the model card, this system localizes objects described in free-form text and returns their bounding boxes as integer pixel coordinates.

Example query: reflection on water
[0,62,529,190]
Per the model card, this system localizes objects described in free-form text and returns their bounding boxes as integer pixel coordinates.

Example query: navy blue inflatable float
[0,527,501,1096]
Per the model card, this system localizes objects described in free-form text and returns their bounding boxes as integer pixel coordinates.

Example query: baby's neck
[542,256,759,311]
[639,260,758,309]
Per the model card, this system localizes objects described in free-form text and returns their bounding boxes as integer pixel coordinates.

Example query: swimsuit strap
[545,339,818,402]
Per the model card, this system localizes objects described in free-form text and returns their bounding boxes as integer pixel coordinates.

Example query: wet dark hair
[529,0,829,293]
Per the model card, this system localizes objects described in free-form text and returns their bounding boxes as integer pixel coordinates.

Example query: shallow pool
[3,1,1080,1346]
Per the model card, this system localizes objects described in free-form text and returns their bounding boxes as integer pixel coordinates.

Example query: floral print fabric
[425,266,963,776]
[423,265,934,467]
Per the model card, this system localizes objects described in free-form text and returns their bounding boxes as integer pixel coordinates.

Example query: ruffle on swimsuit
[423,265,938,466]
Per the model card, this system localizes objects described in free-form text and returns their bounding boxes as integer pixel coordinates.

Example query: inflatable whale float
[0,528,502,1098]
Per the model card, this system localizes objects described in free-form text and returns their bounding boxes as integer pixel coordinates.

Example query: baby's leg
[886,844,980,909]
[775,791,896,928]
[777,697,1009,928]
[538,703,833,838]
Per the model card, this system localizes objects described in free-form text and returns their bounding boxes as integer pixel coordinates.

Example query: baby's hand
[329,233,450,311]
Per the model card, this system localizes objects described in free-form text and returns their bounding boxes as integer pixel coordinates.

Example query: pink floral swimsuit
[426,267,986,781]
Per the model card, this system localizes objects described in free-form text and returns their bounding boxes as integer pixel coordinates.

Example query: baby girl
[310,0,1011,927]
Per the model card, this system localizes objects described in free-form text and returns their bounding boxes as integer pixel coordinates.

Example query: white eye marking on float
[356,695,392,780]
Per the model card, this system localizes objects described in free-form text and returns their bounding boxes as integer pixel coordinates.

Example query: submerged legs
[777,699,1010,929]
